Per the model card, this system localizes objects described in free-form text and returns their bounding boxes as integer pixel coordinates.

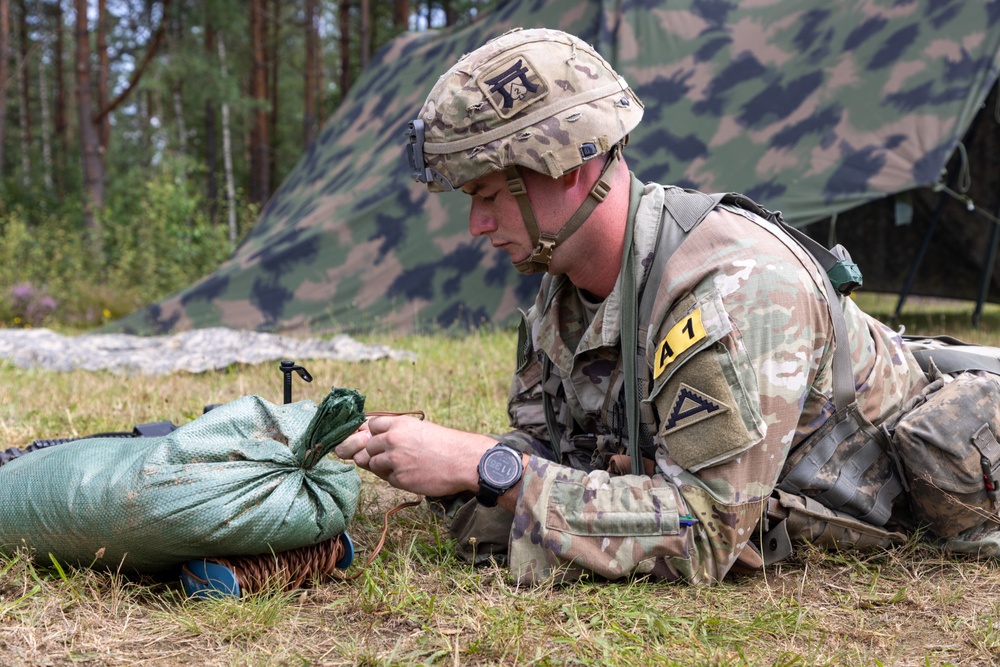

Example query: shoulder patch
[654,308,706,378]
[662,383,730,437]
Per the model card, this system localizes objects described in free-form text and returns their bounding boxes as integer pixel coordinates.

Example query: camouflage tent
[114,0,1000,335]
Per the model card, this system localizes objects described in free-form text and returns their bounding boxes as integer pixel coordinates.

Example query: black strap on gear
[0,421,180,468]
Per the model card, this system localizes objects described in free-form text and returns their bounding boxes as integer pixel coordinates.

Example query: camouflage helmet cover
[407,27,644,192]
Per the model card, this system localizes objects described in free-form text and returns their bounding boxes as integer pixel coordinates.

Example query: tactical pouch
[885,372,1000,538]
[778,402,901,527]
[760,490,907,564]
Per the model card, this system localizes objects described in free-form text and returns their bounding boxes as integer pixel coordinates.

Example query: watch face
[482,448,521,487]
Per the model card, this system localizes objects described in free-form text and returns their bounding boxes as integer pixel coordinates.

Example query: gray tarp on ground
[0,328,414,375]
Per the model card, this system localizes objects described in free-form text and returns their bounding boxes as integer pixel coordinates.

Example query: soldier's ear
[560,166,583,190]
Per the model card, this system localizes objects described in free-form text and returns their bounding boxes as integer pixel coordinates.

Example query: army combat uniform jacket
[496,177,928,585]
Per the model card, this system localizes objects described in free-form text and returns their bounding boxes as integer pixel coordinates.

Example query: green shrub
[0,161,254,329]
[102,160,239,305]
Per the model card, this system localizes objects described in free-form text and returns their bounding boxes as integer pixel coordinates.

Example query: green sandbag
[0,387,365,573]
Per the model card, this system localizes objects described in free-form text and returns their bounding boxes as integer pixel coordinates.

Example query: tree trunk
[92,0,170,126]
[204,24,217,222]
[338,0,350,96]
[172,88,185,148]
[75,0,104,230]
[17,0,31,187]
[443,0,456,27]
[96,0,108,159]
[370,1,377,58]
[359,0,369,69]
[268,0,279,193]
[154,90,168,165]
[0,0,9,183]
[315,1,322,122]
[39,36,52,191]
[142,88,153,166]
[170,5,185,150]
[392,0,409,31]
[217,32,237,244]
[53,0,67,189]
[249,0,269,205]
[303,0,317,146]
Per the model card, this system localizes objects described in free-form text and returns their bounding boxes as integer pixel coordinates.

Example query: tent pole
[892,191,947,326]
[973,213,1000,328]
[894,80,995,328]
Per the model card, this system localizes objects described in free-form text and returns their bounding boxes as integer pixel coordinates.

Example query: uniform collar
[535,175,665,373]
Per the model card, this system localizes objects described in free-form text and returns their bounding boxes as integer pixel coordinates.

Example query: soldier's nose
[468,204,496,237]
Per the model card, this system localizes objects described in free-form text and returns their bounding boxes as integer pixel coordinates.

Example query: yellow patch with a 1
[654,309,707,378]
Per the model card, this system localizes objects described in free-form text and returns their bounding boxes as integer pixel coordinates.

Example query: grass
[2,296,1000,665]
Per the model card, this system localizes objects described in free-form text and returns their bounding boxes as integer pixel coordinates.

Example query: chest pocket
[645,290,763,472]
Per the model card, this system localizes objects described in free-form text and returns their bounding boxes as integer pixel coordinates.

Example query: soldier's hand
[336,420,375,468]
[335,415,495,497]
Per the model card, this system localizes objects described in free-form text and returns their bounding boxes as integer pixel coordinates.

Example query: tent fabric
[112,0,1000,336]
[802,83,1000,310]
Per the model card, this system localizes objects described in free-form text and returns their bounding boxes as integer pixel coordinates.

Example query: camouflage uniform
[494,178,928,585]
[402,27,930,584]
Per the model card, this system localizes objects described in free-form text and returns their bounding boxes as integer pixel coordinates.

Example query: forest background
[7,5,1000,664]
[0,0,497,331]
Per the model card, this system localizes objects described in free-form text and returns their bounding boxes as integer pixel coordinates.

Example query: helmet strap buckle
[592,178,611,203]
[511,234,558,275]
[532,234,557,265]
[506,172,528,197]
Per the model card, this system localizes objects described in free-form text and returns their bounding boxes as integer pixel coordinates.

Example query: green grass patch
[855,292,1000,344]
[1,314,999,665]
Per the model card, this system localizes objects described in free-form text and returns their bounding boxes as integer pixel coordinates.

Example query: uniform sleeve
[505,336,550,445]
[507,313,782,585]
[507,211,833,584]
[498,305,559,460]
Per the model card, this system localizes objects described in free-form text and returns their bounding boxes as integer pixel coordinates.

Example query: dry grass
[2,297,1000,666]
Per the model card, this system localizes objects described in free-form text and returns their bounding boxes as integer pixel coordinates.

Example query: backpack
[883,341,1000,538]
[766,341,1000,560]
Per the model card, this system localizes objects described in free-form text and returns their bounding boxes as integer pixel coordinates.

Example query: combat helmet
[405,28,644,274]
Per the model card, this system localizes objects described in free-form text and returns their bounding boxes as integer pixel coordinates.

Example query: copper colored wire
[184,499,423,595]
[207,535,348,594]
[365,410,426,420]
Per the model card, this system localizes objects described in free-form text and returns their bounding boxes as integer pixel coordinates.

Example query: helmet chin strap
[506,146,622,275]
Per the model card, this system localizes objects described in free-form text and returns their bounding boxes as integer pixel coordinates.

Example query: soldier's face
[462,170,538,264]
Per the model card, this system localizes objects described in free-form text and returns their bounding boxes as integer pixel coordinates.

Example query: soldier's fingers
[351,447,373,471]
[367,414,423,436]
[365,449,394,483]
[334,427,371,460]
[364,433,387,458]
[366,415,394,435]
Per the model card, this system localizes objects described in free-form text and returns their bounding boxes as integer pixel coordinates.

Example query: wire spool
[181,499,422,597]
[184,533,352,596]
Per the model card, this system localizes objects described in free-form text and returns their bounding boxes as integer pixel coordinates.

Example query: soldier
[335,28,929,584]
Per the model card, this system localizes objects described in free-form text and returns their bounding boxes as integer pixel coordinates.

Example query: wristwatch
[476,444,524,507]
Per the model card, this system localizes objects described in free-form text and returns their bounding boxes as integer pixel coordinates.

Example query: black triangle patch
[662,383,729,436]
